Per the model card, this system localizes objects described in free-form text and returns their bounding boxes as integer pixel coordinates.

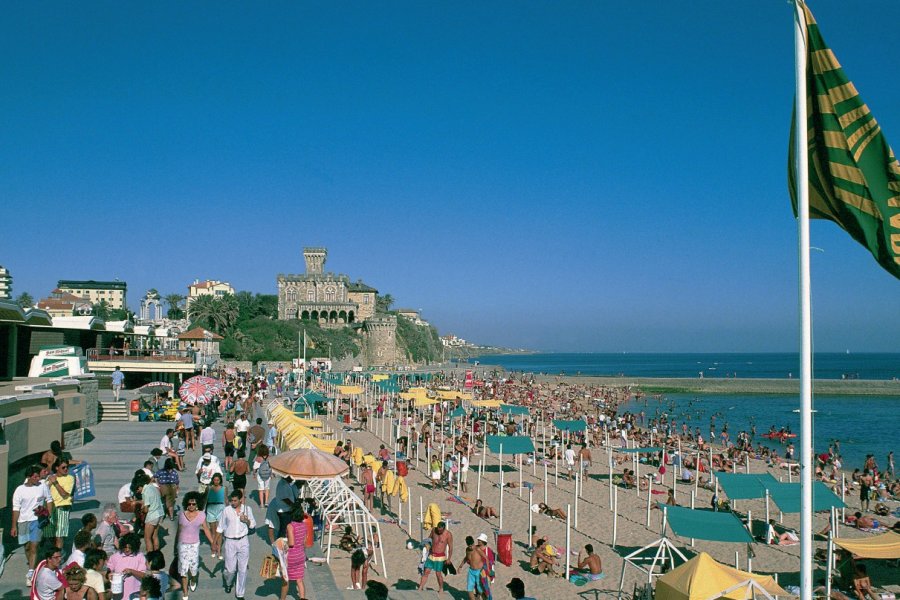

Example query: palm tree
[15,292,34,309]
[164,293,185,319]
[216,293,239,332]
[188,295,218,331]
[375,294,394,314]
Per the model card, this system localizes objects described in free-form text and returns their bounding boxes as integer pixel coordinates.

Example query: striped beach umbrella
[178,375,224,405]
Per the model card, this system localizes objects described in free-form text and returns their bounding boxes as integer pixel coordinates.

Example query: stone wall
[219,360,253,373]
[364,316,403,367]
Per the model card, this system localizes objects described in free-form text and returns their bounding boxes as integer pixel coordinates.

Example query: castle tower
[303,247,327,275]
[365,316,402,367]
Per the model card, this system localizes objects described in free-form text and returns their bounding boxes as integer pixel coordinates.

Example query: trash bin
[496,530,513,566]
[130,399,141,413]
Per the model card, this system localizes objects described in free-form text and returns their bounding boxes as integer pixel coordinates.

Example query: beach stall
[829,531,900,599]
[486,434,535,558]
[654,552,787,600]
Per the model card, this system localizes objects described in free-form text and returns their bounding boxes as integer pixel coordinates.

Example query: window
[325,287,336,302]
[307,289,315,301]
[363,295,370,304]
[287,290,297,303]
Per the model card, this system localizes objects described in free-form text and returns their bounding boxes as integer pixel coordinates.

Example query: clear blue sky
[3,1,899,352]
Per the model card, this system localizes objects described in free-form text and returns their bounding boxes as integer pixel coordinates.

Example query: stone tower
[365,316,402,367]
[303,247,327,275]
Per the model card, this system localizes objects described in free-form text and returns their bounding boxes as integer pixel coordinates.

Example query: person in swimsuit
[456,535,488,600]
[418,522,453,595]
[576,544,604,580]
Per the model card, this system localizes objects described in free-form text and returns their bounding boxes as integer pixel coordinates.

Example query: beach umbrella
[178,375,223,405]
[137,381,173,393]
[268,448,349,479]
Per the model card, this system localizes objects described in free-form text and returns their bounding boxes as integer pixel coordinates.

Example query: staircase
[99,401,130,422]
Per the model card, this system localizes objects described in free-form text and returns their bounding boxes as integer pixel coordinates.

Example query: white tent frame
[306,476,388,578]
[706,578,780,600]
[617,537,689,600]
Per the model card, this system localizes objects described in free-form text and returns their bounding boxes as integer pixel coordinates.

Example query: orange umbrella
[267,448,349,479]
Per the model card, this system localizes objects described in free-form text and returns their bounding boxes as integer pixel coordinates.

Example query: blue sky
[3,1,899,352]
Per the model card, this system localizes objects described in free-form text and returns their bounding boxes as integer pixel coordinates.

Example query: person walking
[218,490,255,599]
[204,473,226,559]
[280,504,307,600]
[111,367,125,402]
[418,521,453,595]
[11,465,51,586]
[252,445,272,508]
[47,459,75,550]
[176,492,215,600]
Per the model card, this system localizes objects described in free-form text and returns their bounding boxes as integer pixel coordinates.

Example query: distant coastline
[545,375,900,396]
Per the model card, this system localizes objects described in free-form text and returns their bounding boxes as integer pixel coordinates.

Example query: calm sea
[472,352,900,380]
[472,353,899,470]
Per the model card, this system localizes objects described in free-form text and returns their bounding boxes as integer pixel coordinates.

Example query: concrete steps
[98,401,130,422]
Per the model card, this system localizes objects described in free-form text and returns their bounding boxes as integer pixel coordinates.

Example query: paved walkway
[0,395,342,600]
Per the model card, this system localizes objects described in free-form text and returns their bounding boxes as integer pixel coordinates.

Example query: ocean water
[470,353,899,470]
[619,393,895,472]
[472,352,900,380]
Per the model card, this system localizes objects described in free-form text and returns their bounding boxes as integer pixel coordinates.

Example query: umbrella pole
[543,461,548,505]
[646,477,652,527]
[528,487,534,546]
[612,483,618,547]
[565,503,571,581]
[573,473,579,529]
[690,490,695,547]
[518,454,523,498]
[499,444,504,531]
[826,506,835,600]
[477,459,483,500]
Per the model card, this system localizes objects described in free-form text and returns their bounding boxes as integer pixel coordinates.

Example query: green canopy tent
[552,419,587,432]
[449,407,466,419]
[661,504,753,543]
[714,473,781,500]
[485,435,535,530]
[616,447,664,454]
[767,481,846,514]
[499,404,529,416]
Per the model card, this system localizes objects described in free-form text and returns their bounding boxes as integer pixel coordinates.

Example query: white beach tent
[617,537,691,600]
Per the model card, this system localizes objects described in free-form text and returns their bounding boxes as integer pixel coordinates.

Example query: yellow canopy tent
[834,531,900,559]
[371,374,389,382]
[414,396,441,407]
[655,552,787,600]
[436,390,472,401]
[472,399,502,408]
[337,385,363,395]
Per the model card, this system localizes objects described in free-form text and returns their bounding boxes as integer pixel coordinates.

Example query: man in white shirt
[234,414,251,456]
[196,453,223,494]
[460,454,470,493]
[218,490,256,599]
[159,429,177,459]
[564,444,577,481]
[199,422,216,453]
[11,466,51,586]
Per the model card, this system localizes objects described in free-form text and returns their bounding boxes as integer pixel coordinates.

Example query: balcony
[87,348,199,374]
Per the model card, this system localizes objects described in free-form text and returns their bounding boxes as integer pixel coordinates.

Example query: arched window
[307,288,315,301]
[287,289,297,303]
[325,287,336,302]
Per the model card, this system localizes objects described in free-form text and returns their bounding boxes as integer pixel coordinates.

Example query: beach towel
[69,463,95,500]
[379,518,398,524]
[352,447,364,466]
[423,503,442,530]
[446,496,467,505]
[858,527,888,533]
[392,476,409,502]
[382,469,396,494]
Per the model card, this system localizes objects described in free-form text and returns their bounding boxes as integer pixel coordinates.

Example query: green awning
[487,435,535,455]
[617,447,664,454]
[499,405,529,416]
[552,419,587,432]
[450,407,466,418]
[766,481,846,513]
[715,473,781,500]
[662,505,753,543]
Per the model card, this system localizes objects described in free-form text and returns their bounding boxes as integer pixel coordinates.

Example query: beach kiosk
[27,345,89,378]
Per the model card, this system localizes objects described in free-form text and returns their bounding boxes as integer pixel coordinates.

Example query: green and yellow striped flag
[788,2,900,279]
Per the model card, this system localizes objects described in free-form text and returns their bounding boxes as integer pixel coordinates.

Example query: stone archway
[329,310,338,323]
[301,310,310,320]
[338,310,347,324]
[348,311,355,323]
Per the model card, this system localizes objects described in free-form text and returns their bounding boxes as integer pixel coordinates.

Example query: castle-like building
[277,248,377,326]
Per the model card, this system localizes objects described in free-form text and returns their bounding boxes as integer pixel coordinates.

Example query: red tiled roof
[177,327,224,340]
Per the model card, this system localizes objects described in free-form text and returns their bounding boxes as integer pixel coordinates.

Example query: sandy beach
[308,373,900,599]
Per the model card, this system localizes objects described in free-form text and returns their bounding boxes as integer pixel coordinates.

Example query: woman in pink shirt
[176,492,215,598]
[106,533,147,600]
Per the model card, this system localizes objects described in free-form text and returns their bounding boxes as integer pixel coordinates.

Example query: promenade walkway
[0,392,343,600]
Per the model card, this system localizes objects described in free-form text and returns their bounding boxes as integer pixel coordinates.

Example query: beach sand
[308,382,899,599]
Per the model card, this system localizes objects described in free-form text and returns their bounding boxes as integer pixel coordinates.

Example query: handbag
[259,554,280,579]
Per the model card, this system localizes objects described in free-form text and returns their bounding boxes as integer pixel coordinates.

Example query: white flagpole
[793,3,813,600]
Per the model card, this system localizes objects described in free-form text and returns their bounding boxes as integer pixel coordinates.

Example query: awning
[833,531,900,559]
[552,419,587,432]
[662,505,753,543]
[499,404,529,416]
[767,481,846,513]
[472,400,502,408]
[486,435,535,455]
[655,552,787,600]
[337,385,363,395]
[715,472,781,500]
[617,447,663,454]
[449,407,466,419]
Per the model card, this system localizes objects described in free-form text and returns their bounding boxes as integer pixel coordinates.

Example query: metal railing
[87,348,195,363]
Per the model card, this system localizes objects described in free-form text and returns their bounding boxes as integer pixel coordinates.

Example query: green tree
[375,294,394,315]
[164,293,185,319]
[188,295,218,331]
[188,294,239,333]
[92,300,111,320]
[14,292,34,309]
